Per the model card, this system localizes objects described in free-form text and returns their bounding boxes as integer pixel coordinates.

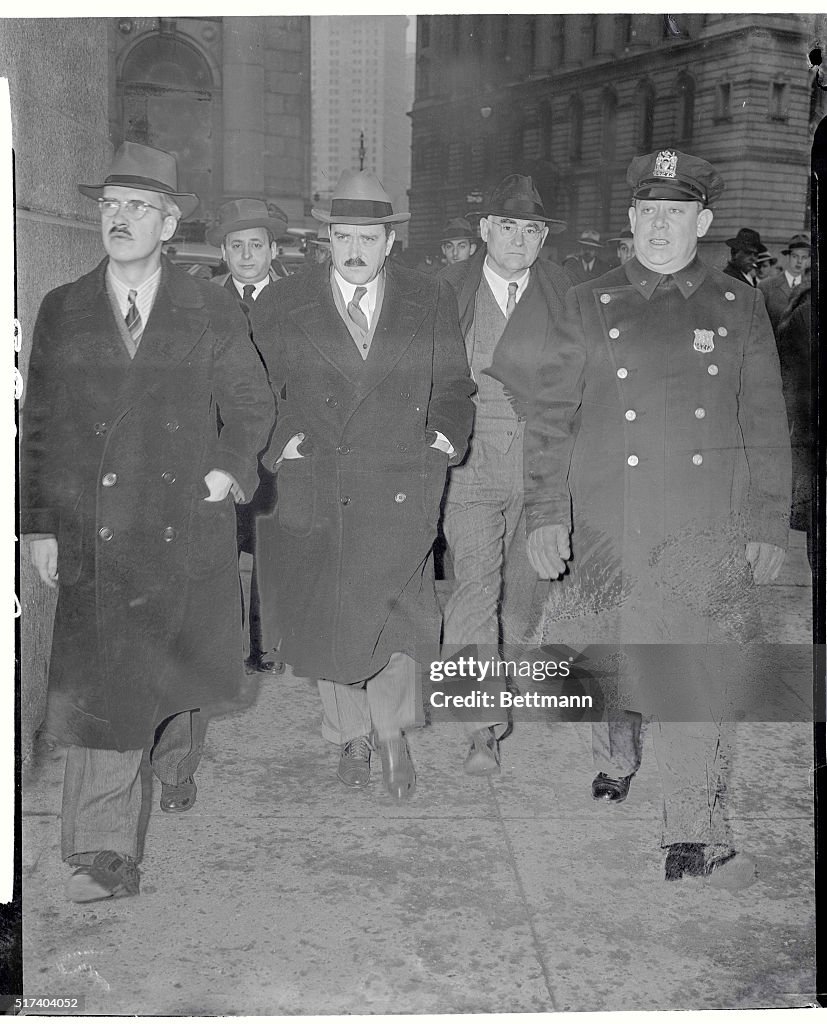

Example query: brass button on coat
[165,419,180,432]
[101,472,118,487]
[627,455,639,467]
[98,526,114,542]
[692,453,704,466]
[695,407,706,419]
[161,471,176,484]
[617,368,628,379]
[394,493,407,503]
[707,364,719,376]
[624,410,637,422]
[340,496,351,505]
[162,526,177,542]
[609,328,620,339]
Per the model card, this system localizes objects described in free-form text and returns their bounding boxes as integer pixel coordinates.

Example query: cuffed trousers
[317,652,418,744]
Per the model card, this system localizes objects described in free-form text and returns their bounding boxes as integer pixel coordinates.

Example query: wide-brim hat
[309,225,331,249]
[440,217,477,243]
[78,141,199,219]
[755,249,777,266]
[481,174,567,233]
[627,148,724,208]
[725,227,764,253]
[207,197,289,247]
[312,170,410,225]
[781,232,811,254]
[606,228,633,244]
[577,228,604,248]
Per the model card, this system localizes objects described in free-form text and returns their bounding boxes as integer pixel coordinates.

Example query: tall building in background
[409,14,827,259]
[311,16,412,242]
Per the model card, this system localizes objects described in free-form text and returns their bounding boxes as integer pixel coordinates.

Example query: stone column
[222,16,265,196]
[562,14,583,68]
[532,15,556,76]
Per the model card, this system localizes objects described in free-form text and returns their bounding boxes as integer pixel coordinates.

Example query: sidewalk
[21,532,816,1014]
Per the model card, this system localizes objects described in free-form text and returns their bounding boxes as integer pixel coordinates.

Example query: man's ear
[628,206,637,233]
[469,242,478,256]
[696,208,714,238]
[161,216,179,243]
[479,217,491,244]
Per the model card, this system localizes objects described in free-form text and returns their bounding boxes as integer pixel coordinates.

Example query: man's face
[629,199,712,275]
[222,228,277,284]
[330,223,394,285]
[617,240,634,265]
[101,185,177,269]
[731,248,758,275]
[755,261,774,280]
[441,238,476,265]
[787,248,810,276]
[480,216,548,280]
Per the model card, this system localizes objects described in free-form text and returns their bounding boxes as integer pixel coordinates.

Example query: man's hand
[527,524,571,579]
[30,537,59,588]
[204,469,244,503]
[280,433,306,461]
[745,541,785,585]
[430,431,455,456]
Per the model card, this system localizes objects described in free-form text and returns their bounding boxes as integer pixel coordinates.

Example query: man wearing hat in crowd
[439,217,478,267]
[438,173,570,774]
[207,197,290,678]
[606,228,635,267]
[252,169,474,799]
[753,248,779,284]
[722,227,764,286]
[491,147,790,887]
[20,142,274,901]
[563,228,611,285]
[759,232,811,334]
[306,225,331,266]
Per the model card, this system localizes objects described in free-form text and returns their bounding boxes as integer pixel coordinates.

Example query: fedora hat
[781,232,811,254]
[606,228,633,244]
[482,174,566,233]
[755,249,777,266]
[78,141,199,219]
[725,227,764,253]
[577,228,604,248]
[440,217,476,243]
[207,198,289,247]
[312,170,410,225]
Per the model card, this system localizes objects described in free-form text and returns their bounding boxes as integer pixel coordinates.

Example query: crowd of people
[21,139,807,904]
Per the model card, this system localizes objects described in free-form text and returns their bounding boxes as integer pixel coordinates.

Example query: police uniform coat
[20,257,275,751]
[490,256,791,649]
[253,261,475,683]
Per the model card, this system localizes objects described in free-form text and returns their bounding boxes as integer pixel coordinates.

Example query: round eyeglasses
[491,218,544,239]
[97,198,167,220]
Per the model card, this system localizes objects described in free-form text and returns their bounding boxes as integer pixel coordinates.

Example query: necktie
[505,281,518,319]
[792,276,801,287]
[242,284,255,305]
[347,286,369,332]
[125,289,142,343]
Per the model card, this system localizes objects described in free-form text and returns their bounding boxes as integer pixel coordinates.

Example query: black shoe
[664,843,757,889]
[245,653,285,675]
[591,772,634,802]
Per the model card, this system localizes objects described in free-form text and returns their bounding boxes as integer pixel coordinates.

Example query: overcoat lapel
[358,264,429,394]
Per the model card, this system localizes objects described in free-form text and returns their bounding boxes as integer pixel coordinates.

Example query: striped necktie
[125,289,143,343]
[506,281,518,319]
[347,286,369,333]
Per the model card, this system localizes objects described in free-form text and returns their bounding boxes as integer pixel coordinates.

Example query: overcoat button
[627,455,639,467]
[161,471,176,483]
[340,496,351,505]
[98,526,114,541]
[162,526,177,542]
[165,419,180,432]
[692,453,704,466]
[600,293,611,304]
[101,472,118,487]
[325,396,338,407]
[609,328,620,339]
[617,367,628,379]
[397,442,408,452]
[718,327,728,337]
[695,407,706,419]
[401,391,411,399]
[394,493,407,503]
[94,422,108,436]
[336,445,350,455]
[624,410,636,421]
[725,291,736,301]
[707,364,719,376]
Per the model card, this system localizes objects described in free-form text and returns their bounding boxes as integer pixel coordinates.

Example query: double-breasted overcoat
[20,258,275,750]
[253,261,475,683]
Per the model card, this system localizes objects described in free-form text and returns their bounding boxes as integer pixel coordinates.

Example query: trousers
[317,652,419,743]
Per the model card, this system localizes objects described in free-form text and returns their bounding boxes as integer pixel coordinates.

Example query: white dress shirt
[482,260,530,317]
[107,263,162,324]
[232,277,270,301]
[333,268,380,329]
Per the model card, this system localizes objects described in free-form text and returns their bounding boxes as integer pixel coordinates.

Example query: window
[601,88,618,160]
[635,79,655,152]
[569,95,583,162]
[770,81,789,121]
[716,81,732,121]
[677,72,696,141]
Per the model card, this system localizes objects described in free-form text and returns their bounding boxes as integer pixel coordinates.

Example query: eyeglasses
[490,218,544,240]
[97,198,167,220]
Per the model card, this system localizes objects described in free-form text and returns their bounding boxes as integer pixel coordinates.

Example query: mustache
[109,226,133,238]
[344,258,367,267]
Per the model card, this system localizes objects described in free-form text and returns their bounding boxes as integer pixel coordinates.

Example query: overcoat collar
[624,254,708,300]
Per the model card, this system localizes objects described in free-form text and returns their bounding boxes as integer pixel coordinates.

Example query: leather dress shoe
[592,772,634,803]
[664,843,757,890]
[337,735,372,788]
[463,727,500,775]
[375,733,416,800]
[245,652,285,675]
[65,850,140,903]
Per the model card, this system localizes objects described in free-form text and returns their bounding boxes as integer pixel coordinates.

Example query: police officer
[491,148,791,888]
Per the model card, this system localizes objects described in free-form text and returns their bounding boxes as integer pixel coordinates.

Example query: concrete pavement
[20,531,816,1013]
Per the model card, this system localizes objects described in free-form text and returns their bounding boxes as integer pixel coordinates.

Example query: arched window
[569,95,583,162]
[635,79,655,152]
[121,34,213,90]
[601,87,618,160]
[677,72,695,142]
[540,100,554,162]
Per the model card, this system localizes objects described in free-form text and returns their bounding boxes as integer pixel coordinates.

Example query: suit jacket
[253,261,475,682]
[563,254,612,287]
[20,257,275,749]
[758,272,795,335]
[722,262,756,287]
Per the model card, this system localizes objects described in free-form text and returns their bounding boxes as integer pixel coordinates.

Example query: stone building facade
[409,13,827,261]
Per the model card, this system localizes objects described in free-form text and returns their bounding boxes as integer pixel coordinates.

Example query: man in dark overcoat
[491,148,791,888]
[562,228,611,285]
[438,174,570,774]
[21,143,274,901]
[758,232,810,334]
[721,227,763,286]
[254,170,474,800]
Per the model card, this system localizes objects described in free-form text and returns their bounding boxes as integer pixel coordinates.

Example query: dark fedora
[725,227,764,253]
[781,232,811,254]
[482,174,566,233]
[312,170,410,225]
[440,217,476,243]
[78,141,199,219]
[606,228,633,244]
[207,198,288,247]
[576,228,604,248]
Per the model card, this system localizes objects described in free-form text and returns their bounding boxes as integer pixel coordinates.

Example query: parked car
[163,240,224,279]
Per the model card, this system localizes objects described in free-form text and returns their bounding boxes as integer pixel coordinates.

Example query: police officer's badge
[654,150,678,178]
[693,329,715,353]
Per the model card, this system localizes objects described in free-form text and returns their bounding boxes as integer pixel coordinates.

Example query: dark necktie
[347,286,369,333]
[505,281,518,319]
[242,284,255,305]
[125,289,142,344]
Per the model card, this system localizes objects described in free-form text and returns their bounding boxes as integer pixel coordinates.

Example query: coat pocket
[277,456,315,537]
[185,496,237,579]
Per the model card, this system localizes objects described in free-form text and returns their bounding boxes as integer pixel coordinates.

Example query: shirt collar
[332,267,383,325]
[106,262,162,315]
[232,276,270,300]
[623,254,707,300]
[482,258,530,312]
[784,270,801,289]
